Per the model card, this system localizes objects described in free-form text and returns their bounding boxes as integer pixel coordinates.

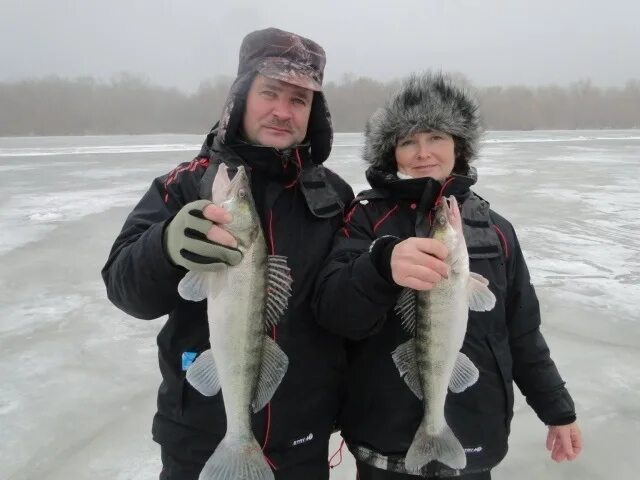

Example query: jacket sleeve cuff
[160,216,187,271]
[529,387,576,427]
[546,415,577,426]
[368,235,402,285]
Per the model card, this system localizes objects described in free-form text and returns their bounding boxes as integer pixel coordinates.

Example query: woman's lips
[414,164,438,170]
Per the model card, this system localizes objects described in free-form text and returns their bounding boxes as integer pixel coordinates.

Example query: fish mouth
[443,196,461,227]
[230,166,250,184]
[434,195,460,223]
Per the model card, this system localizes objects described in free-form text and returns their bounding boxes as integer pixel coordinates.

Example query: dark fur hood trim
[363,72,482,175]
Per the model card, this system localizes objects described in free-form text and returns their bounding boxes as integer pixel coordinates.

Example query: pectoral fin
[185,349,221,396]
[468,272,496,312]
[178,271,209,302]
[449,351,479,393]
[178,267,227,302]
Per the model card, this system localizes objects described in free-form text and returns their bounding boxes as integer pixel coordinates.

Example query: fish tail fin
[199,436,274,480]
[404,421,466,472]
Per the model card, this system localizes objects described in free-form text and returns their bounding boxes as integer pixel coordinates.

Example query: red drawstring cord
[268,210,276,256]
[262,210,278,470]
[262,403,272,450]
[283,149,303,189]
[264,454,277,470]
[329,439,345,469]
[428,176,456,226]
[436,176,456,203]
[492,224,510,259]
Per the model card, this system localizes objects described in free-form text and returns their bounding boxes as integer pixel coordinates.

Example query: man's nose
[271,98,293,120]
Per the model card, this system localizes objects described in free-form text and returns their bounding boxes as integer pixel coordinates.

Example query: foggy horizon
[2,0,639,93]
[4,72,640,94]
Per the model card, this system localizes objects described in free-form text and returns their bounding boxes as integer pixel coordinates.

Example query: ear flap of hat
[305,91,332,164]
[218,72,255,145]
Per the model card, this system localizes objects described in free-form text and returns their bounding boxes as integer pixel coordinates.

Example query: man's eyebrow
[290,87,313,100]
[262,80,285,91]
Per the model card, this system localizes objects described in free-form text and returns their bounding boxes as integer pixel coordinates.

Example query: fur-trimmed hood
[363,72,482,175]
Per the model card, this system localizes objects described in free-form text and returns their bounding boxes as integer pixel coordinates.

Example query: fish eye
[238,189,247,198]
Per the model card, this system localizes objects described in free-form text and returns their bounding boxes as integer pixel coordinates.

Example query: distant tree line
[0,73,638,136]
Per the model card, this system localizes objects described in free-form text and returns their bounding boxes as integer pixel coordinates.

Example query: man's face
[242,74,314,150]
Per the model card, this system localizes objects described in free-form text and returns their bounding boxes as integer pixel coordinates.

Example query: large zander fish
[177,165,292,480]
[392,195,496,472]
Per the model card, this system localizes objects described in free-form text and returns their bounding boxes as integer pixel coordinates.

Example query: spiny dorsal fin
[395,288,417,335]
[265,255,293,330]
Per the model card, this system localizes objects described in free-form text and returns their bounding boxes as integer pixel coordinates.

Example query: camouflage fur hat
[364,72,482,176]
[238,27,326,92]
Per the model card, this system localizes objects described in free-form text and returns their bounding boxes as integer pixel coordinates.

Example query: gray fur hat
[364,72,482,175]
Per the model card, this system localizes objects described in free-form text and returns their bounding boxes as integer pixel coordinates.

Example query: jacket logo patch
[291,432,314,447]
[464,446,483,454]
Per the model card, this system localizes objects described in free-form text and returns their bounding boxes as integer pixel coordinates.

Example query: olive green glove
[163,199,242,271]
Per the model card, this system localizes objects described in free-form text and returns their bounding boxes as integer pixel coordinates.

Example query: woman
[313,73,582,479]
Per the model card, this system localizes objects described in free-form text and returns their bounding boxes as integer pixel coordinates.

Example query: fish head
[215,166,261,249]
[432,195,465,258]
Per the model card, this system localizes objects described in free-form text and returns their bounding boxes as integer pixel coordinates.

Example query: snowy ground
[1,131,639,479]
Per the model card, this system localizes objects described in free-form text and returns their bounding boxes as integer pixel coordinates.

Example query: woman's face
[394,131,455,180]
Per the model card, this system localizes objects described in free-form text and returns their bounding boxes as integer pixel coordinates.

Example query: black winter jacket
[101,127,353,470]
[313,168,576,476]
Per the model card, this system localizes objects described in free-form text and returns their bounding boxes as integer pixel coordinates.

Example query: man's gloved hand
[163,199,243,271]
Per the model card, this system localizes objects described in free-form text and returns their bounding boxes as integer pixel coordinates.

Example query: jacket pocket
[468,249,507,294]
[486,332,515,432]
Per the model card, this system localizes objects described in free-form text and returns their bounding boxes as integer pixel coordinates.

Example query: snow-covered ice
[1,131,639,479]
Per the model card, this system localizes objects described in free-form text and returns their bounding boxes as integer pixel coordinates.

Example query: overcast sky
[2,0,639,92]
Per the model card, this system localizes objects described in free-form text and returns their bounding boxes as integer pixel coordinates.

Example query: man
[102,27,353,480]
